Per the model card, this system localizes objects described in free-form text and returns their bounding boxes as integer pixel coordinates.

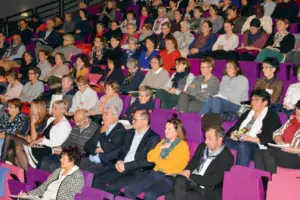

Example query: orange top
[76,67,89,78]
[159,50,181,73]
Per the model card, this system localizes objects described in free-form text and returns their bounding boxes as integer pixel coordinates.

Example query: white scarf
[239,107,268,138]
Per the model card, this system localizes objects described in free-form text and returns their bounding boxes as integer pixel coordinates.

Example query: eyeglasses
[132,118,145,122]
[261,66,272,70]
[74,117,87,125]
[251,98,262,102]
[200,67,211,69]
[150,61,159,64]
[27,72,36,75]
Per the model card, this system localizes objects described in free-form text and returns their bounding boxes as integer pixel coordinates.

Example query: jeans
[199,97,240,115]
[225,138,259,166]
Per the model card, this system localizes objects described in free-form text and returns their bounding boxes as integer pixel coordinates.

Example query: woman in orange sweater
[159,36,181,73]
[124,118,190,200]
[70,54,90,78]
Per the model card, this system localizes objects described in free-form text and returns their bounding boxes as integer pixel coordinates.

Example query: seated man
[35,19,62,60]
[16,19,33,46]
[166,125,234,200]
[103,110,160,194]
[0,32,9,60]
[39,74,77,110]
[19,67,44,103]
[80,106,126,188]
[0,34,26,71]
[39,109,99,172]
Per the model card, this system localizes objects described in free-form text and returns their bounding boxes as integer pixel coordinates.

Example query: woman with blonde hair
[51,34,82,61]
[1,99,48,164]
[18,100,71,172]
[124,118,190,199]
[90,36,108,67]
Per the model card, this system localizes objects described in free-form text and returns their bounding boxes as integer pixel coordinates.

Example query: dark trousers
[254,148,300,174]
[155,89,179,109]
[105,170,150,196]
[225,138,259,166]
[80,157,111,189]
[204,50,237,60]
[124,170,174,200]
[39,154,61,173]
[177,92,203,113]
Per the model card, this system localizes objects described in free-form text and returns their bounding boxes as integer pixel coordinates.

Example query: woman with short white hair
[153,7,170,35]
[173,21,194,57]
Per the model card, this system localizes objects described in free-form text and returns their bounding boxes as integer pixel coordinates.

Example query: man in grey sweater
[177,58,220,112]
[39,109,99,172]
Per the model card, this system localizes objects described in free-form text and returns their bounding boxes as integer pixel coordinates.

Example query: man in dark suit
[103,110,161,194]
[166,125,234,200]
[35,19,62,60]
[79,105,126,188]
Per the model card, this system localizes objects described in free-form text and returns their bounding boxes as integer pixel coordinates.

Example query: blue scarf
[171,70,190,88]
[247,27,263,46]
[160,138,180,159]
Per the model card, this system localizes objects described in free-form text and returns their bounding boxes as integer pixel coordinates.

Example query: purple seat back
[222,121,236,133]
[237,34,243,47]
[187,141,199,159]
[97,92,104,99]
[259,63,288,81]
[213,60,227,79]
[222,171,264,200]
[8,180,28,196]
[116,9,121,21]
[127,5,140,19]
[78,187,114,200]
[153,98,161,109]
[178,113,203,143]
[278,113,288,124]
[239,61,259,78]
[230,165,271,180]
[188,59,200,76]
[70,55,77,66]
[150,109,180,138]
[230,149,237,164]
[81,170,94,187]
[119,95,131,116]
[86,5,101,15]
[26,168,50,187]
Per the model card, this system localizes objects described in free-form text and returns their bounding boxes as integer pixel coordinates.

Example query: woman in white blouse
[241,5,273,34]
[270,66,300,116]
[205,20,239,60]
[68,76,98,115]
[16,100,72,172]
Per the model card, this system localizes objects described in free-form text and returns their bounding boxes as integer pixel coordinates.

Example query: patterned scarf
[248,27,263,46]
[160,138,180,159]
[171,70,190,88]
[273,31,288,48]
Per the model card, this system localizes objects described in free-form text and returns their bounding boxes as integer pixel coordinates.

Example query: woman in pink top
[0,70,23,103]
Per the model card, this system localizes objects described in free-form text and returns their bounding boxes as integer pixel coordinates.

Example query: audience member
[208,5,224,33]
[177,58,219,113]
[190,6,205,34]
[272,0,298,23]
[226,6,245,34]
[74,9,92,41]
[16,19,33,46]
[153,7,170,35]
[121,38,141,69]
[170,9,183,33]
[239,0,253,17]
[70,54,90,78]
[0,67,7,94]
[139,6,155,32]
[99,0,117,28]
[120,23,140,49]
[46,53,69,89]
[166,0,177,20]
[120,11,137,34]
[261,0,276,16]
[104,21,123,41]
[18,51,36,83]
[158,22,172,50]
[90,36,109,71]
[226,89,281,166]
[106,35,123,61]
[184,0,197,20]
[173,21,194,57]
[37,50,52,81]
[138,24,155,51]
[61,12,75,34]
[218,0,232,19]
[0,70,23,103]
[0,33,9,60]
[28,14,43,32]
[93,23,105,38]
[138,35,159,70]
[156,57,195,109]
[159,36,181,73]
[53,16,63,31]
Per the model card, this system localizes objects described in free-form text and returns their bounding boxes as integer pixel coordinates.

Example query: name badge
[265,89,273,95]
[201,84,208,89]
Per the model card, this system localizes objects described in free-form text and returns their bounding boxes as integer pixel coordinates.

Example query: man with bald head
[39,109,99,172]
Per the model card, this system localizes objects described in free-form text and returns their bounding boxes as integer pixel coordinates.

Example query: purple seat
[278,113,288,124]
[150,109,180,138]
[127,5,140,19]
[116,9,121,21]
[230,149,237,164]
[77,187,114,200]
[153,98,161,109]
[8,180,30,196]
[237,34,243,47]
[70,55,77,67]
[81,170,94,187]
[187,59,200,76]
[213,60,227,79]
[238,61,259,78]
[178,113,203,143]
[97,92,104,99]
[222,171,264,200]
[222,121,236,133]
[230,165,271,180]
[259,63,288,81]
[187,141,199,159]
[27,168,50,187]
[86,5,101,15]
[119,95,131,116]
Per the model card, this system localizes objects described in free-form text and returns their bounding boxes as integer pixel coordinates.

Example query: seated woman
[68,76,98,115]
[0,68,7,94]
[236,18,268,61]
[18,147,84,199]
[271,0,298,23]
[255,100,300,174]
[121,38,141,69]
[0,98,24,156]
[1,99,47,163]
[19,67,44,103]
[173,21,194,58]
[51,34,82,62]
[74,9,92,41]
[166,0,177,20]
[153,7,170,35]
[120,11,137,34]
[239,0,253,17]
[97,55,124,87]
[170,9,183,33]
[124,118,189,199]
[150,0,163,19]
[199,60,249,121]
[226,5,246,34]
[225,89,282,166]
[18,51,36,83]
[89,80,123,123]
[98,0,116,28]
[177,57,219,113]
[93,23,105,38]
[61,12,75,34]
[138,23,155,51]
[106,35,123,61]
[255,18,295,63]
[188,21,217,58]
[138,35,159,70]
[120,23,140,50]
[189,6,205,34]
[0,70,23,103]
[70,54,90,78]
[90,36,109,73]
[270,66,300,116]
[53,16,63,31]
[208,5,224,33]
[120,59,145,94]
[156,57,195,109]
[140,55,170,90]
[158,22,172,50]
[46,53,69,89]
[139,6,155,32]
[241,5,272,34]
[159,36,181,73]
[255,57,284,104]
[205,20,239,60]
[121,85,154,123]
[37,50,52,81]
[17,100,71,172]
[218,0,232,19]
[104,20,123,41]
